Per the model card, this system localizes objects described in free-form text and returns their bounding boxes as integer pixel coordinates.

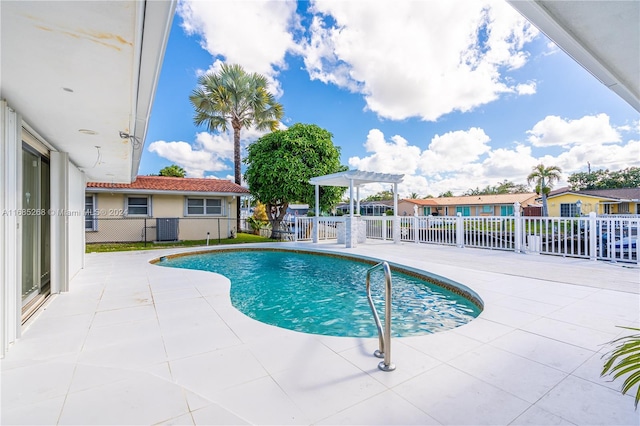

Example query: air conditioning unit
[156,218,179,241]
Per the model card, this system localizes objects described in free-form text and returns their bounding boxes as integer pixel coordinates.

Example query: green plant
[601,326,640,409]
[246,216,267,235]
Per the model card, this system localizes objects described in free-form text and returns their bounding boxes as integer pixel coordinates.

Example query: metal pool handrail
[365,261,396,372]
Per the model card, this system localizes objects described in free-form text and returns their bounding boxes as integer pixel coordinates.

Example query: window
[85,195,97,230]
[560,203,579,217]
[603,204,612,214]
[619,202,629,213]
[186,198,222,215]
[422,207,431,216]
[500,205,514,216]
[456,206,471,216]
[482,205,493,214]
[126,196,150,216]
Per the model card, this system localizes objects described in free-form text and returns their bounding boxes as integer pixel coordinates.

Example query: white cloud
[516,82,536,95]
[178,0,299,96]
[348,129,421,174]
[148,139,226,178]
[299,0,538,121]
[527,114,621,147]
[420,128,492,173]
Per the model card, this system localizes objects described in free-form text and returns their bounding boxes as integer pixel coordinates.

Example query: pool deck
[2,241,639,425]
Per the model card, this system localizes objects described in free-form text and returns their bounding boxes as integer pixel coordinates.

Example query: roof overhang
[1,0,176,183]
[87,188,248,197]
[309,170,404,187]
[507,0,640,112]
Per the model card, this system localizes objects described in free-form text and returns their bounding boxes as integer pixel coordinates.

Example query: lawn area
[86,233,274,253]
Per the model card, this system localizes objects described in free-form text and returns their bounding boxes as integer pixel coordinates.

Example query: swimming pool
[156,249,482,338]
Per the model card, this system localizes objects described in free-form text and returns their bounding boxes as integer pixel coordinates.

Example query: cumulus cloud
[348,129,421,174]
[147,127,270,178]
[527,113,621,147]
[299,0,538,121]
[420,128,492,173]
[177,0,299,96]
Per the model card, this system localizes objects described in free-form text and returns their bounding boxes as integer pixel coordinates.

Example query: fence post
[588,212,597,261]
[414,216,419,244]
[456,213,464,248]
[514,202,521,253]
[144,218,147,247]
[382,218,387,241]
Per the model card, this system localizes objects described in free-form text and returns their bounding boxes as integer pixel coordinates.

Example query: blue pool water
[157,249,482,338]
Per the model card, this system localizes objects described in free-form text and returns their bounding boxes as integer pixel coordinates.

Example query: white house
[0,1,176,356]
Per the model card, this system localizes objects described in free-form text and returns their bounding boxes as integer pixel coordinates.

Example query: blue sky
[141,0,639,198]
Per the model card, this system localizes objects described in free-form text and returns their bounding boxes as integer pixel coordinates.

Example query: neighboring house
[546,187,640,217]
[400,193,538,217]
[335,200,394,216]
[86,176,249,242]
[0,1,175,356]
[398,199,440,216]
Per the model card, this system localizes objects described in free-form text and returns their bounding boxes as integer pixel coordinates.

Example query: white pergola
[309,170,404,247]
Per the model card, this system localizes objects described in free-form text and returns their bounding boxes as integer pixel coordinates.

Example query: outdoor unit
[156,218,179,241]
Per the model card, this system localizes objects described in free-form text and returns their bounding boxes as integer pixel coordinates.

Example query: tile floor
[1,241,639,425]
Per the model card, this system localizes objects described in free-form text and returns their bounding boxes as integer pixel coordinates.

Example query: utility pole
[588,162,591,173]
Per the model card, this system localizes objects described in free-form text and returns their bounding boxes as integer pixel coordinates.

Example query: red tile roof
[87,176,250,194]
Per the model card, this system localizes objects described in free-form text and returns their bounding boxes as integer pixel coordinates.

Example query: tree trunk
[232,121,242,234]
[267,202,288,239]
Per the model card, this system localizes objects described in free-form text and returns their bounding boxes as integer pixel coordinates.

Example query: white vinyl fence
[293,212,638,264]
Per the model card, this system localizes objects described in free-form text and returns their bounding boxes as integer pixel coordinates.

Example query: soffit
[508,0,639,111]
[1,1,175,183]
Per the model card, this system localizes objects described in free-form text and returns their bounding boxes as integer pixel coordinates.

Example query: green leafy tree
[464,180,531,196]
[365,190,394,201]
[438,190,454,197]
[190,63,284,232]
[158,164,186,177]
[408,192,420,199]
[244,123,346,238]
[527,164,562,216]
[569,167,640,190]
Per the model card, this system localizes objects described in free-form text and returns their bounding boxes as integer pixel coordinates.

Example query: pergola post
[313,184,319,243]
[393,182,400,243]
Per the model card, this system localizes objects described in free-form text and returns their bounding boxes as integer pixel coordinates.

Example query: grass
[86,233,275,253]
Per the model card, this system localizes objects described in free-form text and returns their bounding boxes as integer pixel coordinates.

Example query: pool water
[158,249,481,338]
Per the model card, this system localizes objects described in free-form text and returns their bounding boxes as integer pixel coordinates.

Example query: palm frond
[601,327,640,409]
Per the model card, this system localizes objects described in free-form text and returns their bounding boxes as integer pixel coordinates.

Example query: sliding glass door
[21,146,50,316]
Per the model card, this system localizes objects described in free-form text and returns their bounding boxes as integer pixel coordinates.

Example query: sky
[140,0,640,198]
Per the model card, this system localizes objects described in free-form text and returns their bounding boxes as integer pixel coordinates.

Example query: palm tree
[190,63,284,232]
[527,164,562,216]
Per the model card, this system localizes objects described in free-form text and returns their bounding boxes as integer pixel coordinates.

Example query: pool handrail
[365,261,396,372]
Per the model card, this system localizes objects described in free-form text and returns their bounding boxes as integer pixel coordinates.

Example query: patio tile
[271,351,387,422]
[0,395,65,426]
[191,402,250,425]
[169,345,268,399]
[490,329,594,373]
[58,374,189,425]
[451,317,514,343]
[91,303,157,327]
[479,304,541,328]
[316,390,441,425]
[161,322,242,360]
[448,345,568,403]
[520,317,619,351]
[509,405,576,425]
[1,360,76,410]
[155,412,195,425]
[394,363,530,425]
[339,339,442,387]
[78,332,168,370]
[212,376,310,425]
[402,329,483,361]
[490,294,562,316]
[535,375,638,425]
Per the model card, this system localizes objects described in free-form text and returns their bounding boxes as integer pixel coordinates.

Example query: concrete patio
[1,241,638,425]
